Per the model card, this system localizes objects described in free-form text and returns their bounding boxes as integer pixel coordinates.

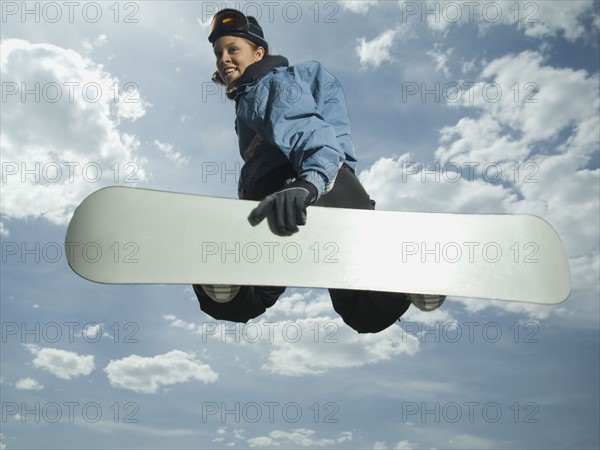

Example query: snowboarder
[193,8,445,333]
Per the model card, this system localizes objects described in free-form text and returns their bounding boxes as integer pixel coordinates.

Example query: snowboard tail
[65,187,571,305]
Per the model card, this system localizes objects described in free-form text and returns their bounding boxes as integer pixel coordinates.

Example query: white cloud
[407,0,597,41]
[262,290,335,319]
[0,433,6,450]
[394,441,417,450]
[338,431,353,443]
[247,429,351,448]
[448,433,497,449]
[399,0,472,32]
[82,322,105,341]
[164,314,199,332]
[436,114,530,164]
[82,34,108,54]
[261,315,419,376]
[166,290,421,376]
[514,0,598,42]
[0,39,149,225]
[0,221,8,236]
[104,350,218,393]
[15,377,44,390]
[373,441,418,450]
[461,58,477,74]
[25,344,94,380]
[266,295,419,374]
[233,429,245,440]
[247,436,274,447]
[434,51,599,259]
[153,139,190,167]
[360,50,599,324]
[456,296,556,320]
[356,28,400,69]
[426,45,453,77]
[358,153,517,214]
[340,0,379,14]
[457,51,599,144]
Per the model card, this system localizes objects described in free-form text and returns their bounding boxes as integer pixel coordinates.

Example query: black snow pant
[193,164,412,333]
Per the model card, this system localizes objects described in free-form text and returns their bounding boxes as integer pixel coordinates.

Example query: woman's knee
[329,289,411,333]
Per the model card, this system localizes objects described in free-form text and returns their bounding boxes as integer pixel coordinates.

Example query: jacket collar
[227,55,289,99]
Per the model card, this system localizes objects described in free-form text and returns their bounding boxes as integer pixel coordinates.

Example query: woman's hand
[248,179,318,235]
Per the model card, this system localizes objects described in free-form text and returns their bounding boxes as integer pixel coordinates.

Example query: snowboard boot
[409,294,446,312]
[201,284,241,303]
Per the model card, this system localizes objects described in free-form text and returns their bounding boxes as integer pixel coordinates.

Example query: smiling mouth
[223,67,237,77]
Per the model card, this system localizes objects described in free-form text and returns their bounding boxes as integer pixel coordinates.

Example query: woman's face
[214,36,265,88]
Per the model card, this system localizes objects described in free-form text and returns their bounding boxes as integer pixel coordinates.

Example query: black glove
[248,178,318,235]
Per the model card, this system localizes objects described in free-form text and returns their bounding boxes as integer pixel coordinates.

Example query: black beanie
[208,11,269,54]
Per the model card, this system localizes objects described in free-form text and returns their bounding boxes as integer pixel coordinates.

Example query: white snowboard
[65,186,571,305]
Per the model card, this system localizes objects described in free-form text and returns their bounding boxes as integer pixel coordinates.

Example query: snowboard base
[65,187,571,305]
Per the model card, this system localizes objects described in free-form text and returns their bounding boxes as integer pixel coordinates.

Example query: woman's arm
[241,66,349,199]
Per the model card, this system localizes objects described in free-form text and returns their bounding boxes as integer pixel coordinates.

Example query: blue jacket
[230,56,357,200]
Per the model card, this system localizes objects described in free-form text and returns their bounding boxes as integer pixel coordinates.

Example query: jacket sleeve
[242,68,348,199]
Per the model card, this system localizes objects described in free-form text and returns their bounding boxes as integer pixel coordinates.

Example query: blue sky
[1,1,599,449]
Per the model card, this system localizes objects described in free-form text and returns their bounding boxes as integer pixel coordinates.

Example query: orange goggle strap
[209,9,248,36]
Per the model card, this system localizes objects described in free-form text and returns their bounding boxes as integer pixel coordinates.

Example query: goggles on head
[208,9,266,48]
